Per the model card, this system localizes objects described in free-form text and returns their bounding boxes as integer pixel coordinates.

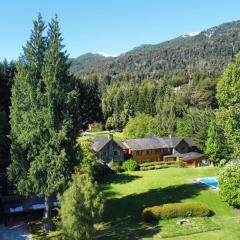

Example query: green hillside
[70,20,240,86]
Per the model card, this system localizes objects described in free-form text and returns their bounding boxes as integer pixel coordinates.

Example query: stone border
[188,176,219,192]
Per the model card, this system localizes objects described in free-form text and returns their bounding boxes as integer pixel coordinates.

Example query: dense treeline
[101,75,216,149]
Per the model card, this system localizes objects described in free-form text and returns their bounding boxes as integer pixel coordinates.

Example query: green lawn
[79,131,125,142]
[96,167,240,240]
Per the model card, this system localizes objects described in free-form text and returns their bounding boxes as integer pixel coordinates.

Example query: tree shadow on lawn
[100,173,142,185]
[95,183,207,239]
[99,173,142,198]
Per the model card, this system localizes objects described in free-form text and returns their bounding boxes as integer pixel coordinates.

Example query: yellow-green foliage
[122,159,139,171]
[219,161,240,207]
[60,171,104,240]
[142,202,211,222]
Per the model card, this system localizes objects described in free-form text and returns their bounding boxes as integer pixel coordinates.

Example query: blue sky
[1,0,240,61]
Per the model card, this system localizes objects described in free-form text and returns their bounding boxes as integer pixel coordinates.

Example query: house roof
[184,138,196,147]
[115,141,128,150]
[92,137,111,152]
[92,137,128,152]
[164,151,206,162]
[180,152,206,162]
[92,135,197,152]
[123,136,196,151]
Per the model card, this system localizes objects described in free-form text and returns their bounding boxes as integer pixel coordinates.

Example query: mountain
[70,20,240,86]
[70,53,114,75]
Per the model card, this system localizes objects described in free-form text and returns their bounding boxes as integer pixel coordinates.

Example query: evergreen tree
[0,60,15,169]
[8,13,47,196]
[205,119,227,164]
[156,90,177,136]
[60,171,104,240]
[177,108,213,151]
[8,15,82,230]
[80,77,102,127]
[192,77,217,109]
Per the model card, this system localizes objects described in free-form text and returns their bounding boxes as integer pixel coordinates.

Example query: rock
[177,218,190,225]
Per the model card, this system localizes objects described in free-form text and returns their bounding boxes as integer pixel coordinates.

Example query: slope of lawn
[95,167,240,240]
[79,131,125,141]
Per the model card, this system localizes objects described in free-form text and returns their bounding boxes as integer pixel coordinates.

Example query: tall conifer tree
[8,14,82,230]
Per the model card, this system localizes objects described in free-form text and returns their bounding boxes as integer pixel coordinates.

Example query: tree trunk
[42,195,55,232]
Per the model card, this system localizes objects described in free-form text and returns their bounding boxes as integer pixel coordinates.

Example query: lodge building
[92,134,208,168]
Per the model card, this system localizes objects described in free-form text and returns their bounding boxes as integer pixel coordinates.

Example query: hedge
[139,161,185,171]
[142,203,211,222]
[140,161,180,167]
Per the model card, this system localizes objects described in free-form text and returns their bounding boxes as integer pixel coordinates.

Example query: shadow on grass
[95,183,206,239]
[99,173,142,198]
[100,173,142,185]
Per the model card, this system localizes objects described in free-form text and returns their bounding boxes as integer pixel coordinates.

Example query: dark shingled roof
[123,136,196,151]
[92,135,197,152]
[184,138,196,147]
[92,137,111,152]
[164,152,206,162]
[115,141,128,150]
[92,137,128,152]
[180,152,206,162]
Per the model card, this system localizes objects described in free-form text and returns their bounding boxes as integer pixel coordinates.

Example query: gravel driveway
[0,222,32,240]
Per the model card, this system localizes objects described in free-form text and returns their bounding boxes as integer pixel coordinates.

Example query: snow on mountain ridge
[182,32,200,38]
[95,52,117,57]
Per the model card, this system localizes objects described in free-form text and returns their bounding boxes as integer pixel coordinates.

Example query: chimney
[108,134,113,140]
[169,134,172,139]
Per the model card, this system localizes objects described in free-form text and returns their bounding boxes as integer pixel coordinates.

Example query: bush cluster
[122,160,139,171]
[142,202,211,222]
[139,161,185,171]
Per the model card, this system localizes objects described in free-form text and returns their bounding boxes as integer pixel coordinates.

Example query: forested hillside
[70,20,240,86]
[1,19,240,168]
[69,20,240,148]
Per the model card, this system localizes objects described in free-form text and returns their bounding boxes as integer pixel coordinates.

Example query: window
[113,150,119,156]
[136,150,142,156]
[146,149,152,155]
[155,149,160,154]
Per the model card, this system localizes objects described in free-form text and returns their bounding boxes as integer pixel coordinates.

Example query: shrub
[122,160,139,171]
[111,165,125,173]
[219,161,240,207]
[142,203,211,222]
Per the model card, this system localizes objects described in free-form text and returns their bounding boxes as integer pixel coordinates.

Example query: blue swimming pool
[198,177,218,189]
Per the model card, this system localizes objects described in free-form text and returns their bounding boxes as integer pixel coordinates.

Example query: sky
[1,0,240,61]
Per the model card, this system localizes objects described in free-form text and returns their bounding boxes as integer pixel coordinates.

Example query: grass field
[96,167,240,240]
[78,131,125,142]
